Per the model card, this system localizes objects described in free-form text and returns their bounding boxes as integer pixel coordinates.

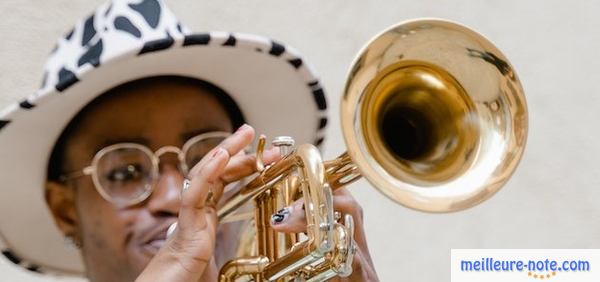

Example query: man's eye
[106,164,145,182]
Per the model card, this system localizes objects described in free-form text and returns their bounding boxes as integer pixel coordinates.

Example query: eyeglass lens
[95,135,228,205]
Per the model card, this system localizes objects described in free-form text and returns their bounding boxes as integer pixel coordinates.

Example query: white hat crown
[39,0,187,100]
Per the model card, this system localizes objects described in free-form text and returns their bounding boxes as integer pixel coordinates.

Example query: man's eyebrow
[180,127,229,142]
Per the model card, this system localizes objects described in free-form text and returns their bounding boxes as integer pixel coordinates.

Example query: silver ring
[182,179,191,193]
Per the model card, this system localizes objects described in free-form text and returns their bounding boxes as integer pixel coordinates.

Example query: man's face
[50,79,233,281]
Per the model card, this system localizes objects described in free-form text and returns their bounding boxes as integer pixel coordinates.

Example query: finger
[175,148,228,239]
[220,147,281,183]
[328,189,373,265]
[268,199,379,281]
[268,188,379,281]
[330,188,363,222]
[270,200,306,233]
[219,124,255,157]
[181,147,230,211]
[270,191,366,243]
[347,247,379,282]
[203,205,219,236]
[217,147,280,208]
[188,124,255,177]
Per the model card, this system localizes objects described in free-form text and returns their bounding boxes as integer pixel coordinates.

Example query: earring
[64,236,82,249]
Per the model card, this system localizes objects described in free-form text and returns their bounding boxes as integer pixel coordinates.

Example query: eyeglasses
[60,131,231,207]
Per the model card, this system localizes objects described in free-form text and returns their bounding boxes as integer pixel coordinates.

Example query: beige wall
[1,0,599,281]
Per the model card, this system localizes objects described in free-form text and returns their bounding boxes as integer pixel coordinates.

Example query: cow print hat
[0,0,327,276]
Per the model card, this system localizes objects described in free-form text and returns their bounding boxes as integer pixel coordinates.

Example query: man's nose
[145,163,182,216]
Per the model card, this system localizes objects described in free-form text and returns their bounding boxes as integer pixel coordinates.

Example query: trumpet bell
[341,19,528,212]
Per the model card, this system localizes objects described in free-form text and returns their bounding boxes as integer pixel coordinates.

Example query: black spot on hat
[318,117,327,129]
[183,33,211,46]
[288,58,303,69]
[0,120,10,131]
[19,100,35,110]
[222,35,236,46]
[176,22,183,33]
[114,16,141,38]
[315,137,325,146]
[25,265,41,273]
[81,15,96,46]
[2,250,21,265]
[129,0,161,29]
[56,67,79,92]
[139,32,174,55]
[64,28,74,41]
[312,88,327,110]
[269,41,285,56]
[78,39,103,67]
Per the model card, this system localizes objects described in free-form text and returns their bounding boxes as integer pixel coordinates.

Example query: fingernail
[235,124,250,134]
[211,147,225,159]
[271,207,292,225]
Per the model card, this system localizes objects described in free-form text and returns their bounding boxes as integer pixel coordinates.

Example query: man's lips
[144,230,167,250]
[139,220,176,255]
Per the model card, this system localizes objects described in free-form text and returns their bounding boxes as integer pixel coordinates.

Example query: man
[0,0,378,281]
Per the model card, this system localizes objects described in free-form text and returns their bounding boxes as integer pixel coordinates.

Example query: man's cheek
[79,199,128,256]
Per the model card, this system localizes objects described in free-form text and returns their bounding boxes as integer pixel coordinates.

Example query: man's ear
[45,181,80,240]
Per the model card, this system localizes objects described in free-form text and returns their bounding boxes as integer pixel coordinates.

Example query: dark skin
[45,79,378,281]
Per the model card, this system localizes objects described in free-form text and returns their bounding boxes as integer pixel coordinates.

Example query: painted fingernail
[235,123,250,134]
[211,147,225,159]
[271,207,292,225]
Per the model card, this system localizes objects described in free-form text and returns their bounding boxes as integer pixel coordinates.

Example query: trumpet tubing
[215,18,528,281]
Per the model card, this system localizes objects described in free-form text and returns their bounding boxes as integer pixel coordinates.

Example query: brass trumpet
[216,18,527,281]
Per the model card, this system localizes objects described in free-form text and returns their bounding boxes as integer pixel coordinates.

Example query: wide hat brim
[0,31,328,275]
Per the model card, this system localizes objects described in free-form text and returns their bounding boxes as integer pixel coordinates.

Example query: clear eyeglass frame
[60,131,232,207]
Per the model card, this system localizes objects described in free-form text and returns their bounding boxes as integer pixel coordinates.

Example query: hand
[271,188,380,281]
[137,124,280,281]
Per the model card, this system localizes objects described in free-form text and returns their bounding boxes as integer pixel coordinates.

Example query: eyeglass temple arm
[59,166,94,182]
